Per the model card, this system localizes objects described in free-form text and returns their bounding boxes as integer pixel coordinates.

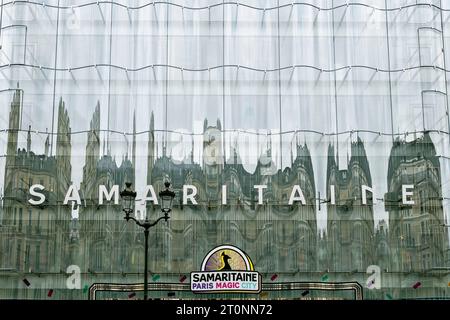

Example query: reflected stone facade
[386,134,449,272]
[0,88,449,299]
[147,119,317,273]
[326,138,375,273]
[75,104,137,274]
[0,88,73,299]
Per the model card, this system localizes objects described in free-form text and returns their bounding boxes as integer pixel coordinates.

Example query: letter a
[64,185,81,205]
[66,265,81,289]
[289,185,306,205]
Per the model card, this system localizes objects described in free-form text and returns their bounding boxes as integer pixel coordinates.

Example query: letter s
[29,184,46,205]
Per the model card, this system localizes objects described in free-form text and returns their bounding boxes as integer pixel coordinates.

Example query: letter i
[222,185,227,205]
[330,185,336,205]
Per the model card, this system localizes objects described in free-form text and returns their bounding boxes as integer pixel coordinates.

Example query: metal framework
[88,281,364,300]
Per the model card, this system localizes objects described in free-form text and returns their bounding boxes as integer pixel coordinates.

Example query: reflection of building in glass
[326,138,375,272]
[0,87,72,298]
[374,220,390,271]
[0,89,449,299]
[386,134,449,273]
[76,104,136,274]
[148,120,317,274]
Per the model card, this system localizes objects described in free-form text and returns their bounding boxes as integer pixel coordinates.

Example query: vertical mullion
[385,0,394,142]
[50,0,60,155]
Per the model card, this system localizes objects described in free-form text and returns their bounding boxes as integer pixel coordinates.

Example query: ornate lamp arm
[124,214,170,230]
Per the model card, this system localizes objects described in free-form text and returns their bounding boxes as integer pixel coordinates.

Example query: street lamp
[120,182,136,217]
[119,181,175,300]
[159,181,175,215]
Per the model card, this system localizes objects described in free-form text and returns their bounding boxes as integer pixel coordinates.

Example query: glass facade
[0,0,449,300]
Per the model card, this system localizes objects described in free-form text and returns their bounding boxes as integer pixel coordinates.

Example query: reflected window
[18,209,22,232]
[35,245,40,272]
[16,243,21,269]
[25,244,30,270]
[36,212,40,232]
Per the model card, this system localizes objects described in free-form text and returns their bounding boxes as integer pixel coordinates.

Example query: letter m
[99,185,119,205]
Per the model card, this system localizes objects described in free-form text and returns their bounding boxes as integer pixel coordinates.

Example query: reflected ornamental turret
[78,103,136,276]
[146,111,155,186]
[5,87,21,179]
[80,101,100,205]
[326,137,375,273]
[203,119,224,203]
[375,220,390,271]
[56,98,73,198]
[268,141,317,273]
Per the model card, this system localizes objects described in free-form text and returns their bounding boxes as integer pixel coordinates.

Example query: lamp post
[119,181,175,300]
